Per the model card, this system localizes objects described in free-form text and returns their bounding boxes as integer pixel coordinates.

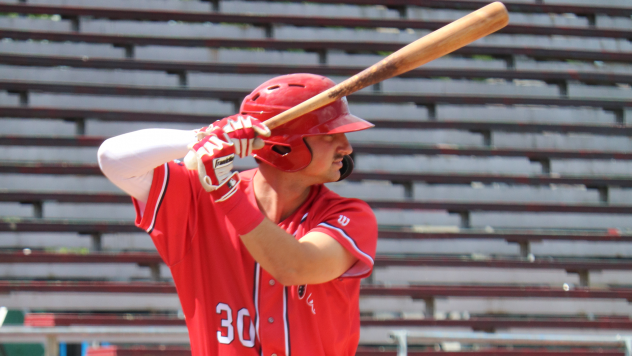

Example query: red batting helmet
[240,73,374,174]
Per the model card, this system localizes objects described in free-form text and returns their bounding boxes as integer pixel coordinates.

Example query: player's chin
[324,165,342,183]
[313,167,340,184]
[309,162,343,184]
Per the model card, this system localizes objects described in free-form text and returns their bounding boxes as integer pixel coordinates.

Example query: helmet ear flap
[337,155,354,182]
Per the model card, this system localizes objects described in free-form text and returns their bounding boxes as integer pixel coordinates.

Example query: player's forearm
[98,128,196,201]
[241,219,316,285]
[240,219,352,286]
[211,184,354,285]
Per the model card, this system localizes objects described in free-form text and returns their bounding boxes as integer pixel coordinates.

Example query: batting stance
[98,73,378,356]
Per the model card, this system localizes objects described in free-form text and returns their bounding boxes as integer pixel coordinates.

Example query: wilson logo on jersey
[338,215,350,226]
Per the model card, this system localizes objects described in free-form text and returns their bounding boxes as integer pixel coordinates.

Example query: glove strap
[210,171,241,202]
[212,173,265,236]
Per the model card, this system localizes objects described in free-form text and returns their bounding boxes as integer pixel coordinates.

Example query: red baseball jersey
[132,161,378,356]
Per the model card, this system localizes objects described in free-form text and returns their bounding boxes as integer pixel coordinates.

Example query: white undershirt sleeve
[97,128,197,204]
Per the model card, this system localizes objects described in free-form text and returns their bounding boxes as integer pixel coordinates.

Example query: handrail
[389,330,632,356]
[0,326,189,356]
[0,325,189,341]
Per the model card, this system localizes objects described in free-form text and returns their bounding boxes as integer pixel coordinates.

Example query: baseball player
[98,74,378,356]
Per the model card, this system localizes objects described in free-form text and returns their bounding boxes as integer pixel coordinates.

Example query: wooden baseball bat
[185,2,508,169]
[264,1,509,130]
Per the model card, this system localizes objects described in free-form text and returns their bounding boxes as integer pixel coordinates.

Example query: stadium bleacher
[1,0,632,355]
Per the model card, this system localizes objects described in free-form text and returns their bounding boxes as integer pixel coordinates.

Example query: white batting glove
[215,114,271,158]
[189,134,240,202]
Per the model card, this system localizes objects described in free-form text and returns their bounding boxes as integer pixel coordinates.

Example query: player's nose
[336,133,353,156]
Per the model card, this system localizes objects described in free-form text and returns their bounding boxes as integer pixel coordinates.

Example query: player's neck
[253,165,313,223]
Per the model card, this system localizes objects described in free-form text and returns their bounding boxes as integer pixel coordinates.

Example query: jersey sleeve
[309,199,378,279]
[132,160,202,266]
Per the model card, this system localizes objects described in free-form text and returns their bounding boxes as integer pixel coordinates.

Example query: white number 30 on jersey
[216,303,255,347]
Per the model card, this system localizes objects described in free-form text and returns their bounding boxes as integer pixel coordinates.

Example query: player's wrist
[213,186,265,236]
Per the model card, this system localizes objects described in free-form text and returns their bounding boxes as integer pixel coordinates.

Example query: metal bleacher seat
[1,0,632,354]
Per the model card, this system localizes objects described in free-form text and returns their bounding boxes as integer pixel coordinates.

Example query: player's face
[302,133,353,183]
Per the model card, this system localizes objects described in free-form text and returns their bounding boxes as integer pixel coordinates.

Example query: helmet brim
[305,113,374,136]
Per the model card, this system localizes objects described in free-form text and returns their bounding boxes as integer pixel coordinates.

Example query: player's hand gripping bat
[185,1,509,170]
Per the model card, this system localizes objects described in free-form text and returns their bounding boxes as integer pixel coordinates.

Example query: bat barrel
[264,1,508,130]
[185,2,509,169]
